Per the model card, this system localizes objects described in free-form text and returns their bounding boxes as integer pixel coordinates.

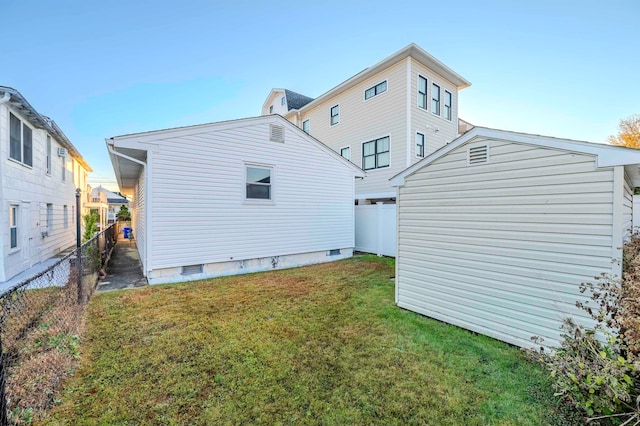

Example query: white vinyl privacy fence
[355,203,396,256]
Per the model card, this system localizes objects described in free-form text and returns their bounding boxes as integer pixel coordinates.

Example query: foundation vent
[181,264,203,275]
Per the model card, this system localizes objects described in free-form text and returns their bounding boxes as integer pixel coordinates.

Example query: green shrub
[528,233,640,424]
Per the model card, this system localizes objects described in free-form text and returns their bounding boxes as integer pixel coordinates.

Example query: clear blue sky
[2,1,638,190]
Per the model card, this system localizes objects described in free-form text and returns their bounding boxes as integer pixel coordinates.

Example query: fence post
[0,333,8,425]
[376,202,384,257]
[76,189,83,304]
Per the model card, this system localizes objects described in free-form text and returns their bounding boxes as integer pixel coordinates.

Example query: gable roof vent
[270,124,284,142]
[468,145,489,165]
[181,264,203,275]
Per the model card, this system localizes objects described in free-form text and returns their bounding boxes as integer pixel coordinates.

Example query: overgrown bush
[82,212,99,242]
[528,233,640,424]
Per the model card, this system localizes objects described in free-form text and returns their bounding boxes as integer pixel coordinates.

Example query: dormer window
[269,105,273,114]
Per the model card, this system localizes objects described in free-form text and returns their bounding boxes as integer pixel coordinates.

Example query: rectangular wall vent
[270,124,284,142]
[57,147,67,157]
[181,264,203,275]
[468,145,489,165]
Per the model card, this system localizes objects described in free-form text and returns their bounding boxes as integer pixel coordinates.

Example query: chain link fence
[0,224,116,424]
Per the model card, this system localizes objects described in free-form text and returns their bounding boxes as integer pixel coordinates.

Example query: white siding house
[107,115,364,285]
[390,127,640,349]
[0,86,92,282]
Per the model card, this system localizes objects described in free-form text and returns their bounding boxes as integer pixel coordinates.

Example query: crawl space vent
[181,264,203,275]
[468,145,489,165]
[270,124,284,142]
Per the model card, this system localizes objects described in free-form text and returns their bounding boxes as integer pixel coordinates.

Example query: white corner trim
[611,166,624,279]
[406,58,412,168]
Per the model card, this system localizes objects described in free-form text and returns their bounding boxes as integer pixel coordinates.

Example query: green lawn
[47,256,573,425]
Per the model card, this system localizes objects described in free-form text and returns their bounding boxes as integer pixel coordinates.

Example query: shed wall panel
[397,140,614,348]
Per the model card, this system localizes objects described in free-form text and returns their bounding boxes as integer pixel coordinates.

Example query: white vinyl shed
[107,115,364,285]
[390,127,640,349]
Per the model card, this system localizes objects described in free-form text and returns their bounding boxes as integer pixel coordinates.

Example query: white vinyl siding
[397,140,615,349]
[132,167,146,273]
[0,103,89,281]
[296,60,407,196]
[145,118,357,270]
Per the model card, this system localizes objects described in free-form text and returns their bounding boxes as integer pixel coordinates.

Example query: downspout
[106,143,150,277]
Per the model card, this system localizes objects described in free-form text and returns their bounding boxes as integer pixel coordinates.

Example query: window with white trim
[302,119,310,134]
[362,137,390,170]
[340,146,351,160]
[281,96,286,106]
[64,205,69,229]
[269,105,273,114]
[432,83,441,116]
[330,105,339,126]
[246,166,272,200]
[364,80,387,100]
[10,205,18,249]
[46,135,52,175]
[61,158,66,182]
[9,113,33,166]
[444,90,452,121]
[416,133,425,158]
[418,76,428,110]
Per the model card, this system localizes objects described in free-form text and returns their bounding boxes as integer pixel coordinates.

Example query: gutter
[106,142,151,278]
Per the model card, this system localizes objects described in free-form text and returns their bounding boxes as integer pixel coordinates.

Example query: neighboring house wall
[262,90,288,116]
[409,58,459,157]
[395,140,621,349]
[0,99,91,282]
[296,60,408,198]
[272,45,469,201]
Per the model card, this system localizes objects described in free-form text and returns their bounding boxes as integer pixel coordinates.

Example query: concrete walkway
[96,236,147,292]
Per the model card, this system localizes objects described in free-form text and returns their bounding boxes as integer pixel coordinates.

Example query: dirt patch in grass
[46,256,571,425]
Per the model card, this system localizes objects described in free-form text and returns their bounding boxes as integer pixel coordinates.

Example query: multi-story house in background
[262,43,471,204]
[0,86,92,282]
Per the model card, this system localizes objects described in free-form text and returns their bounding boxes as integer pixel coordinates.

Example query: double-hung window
[330,105,339,125]
[362,137,390,170]
[416,133,425,158]
[10,205,18,249]
[364,80,387,100]
[340,146,351,160]
[418,76,428,110]
[444,90,452,121]
[9,113,33,166]
[432,83,441,116]
[302,119,310,134]
[246,166,272,200]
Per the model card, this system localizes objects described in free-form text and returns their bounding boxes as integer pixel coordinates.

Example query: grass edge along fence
[0,224,117,424]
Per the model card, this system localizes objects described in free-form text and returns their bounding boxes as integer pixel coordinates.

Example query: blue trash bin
[123,227,131,239]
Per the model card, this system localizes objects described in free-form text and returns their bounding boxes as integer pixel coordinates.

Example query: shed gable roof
[390,127,640,187]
